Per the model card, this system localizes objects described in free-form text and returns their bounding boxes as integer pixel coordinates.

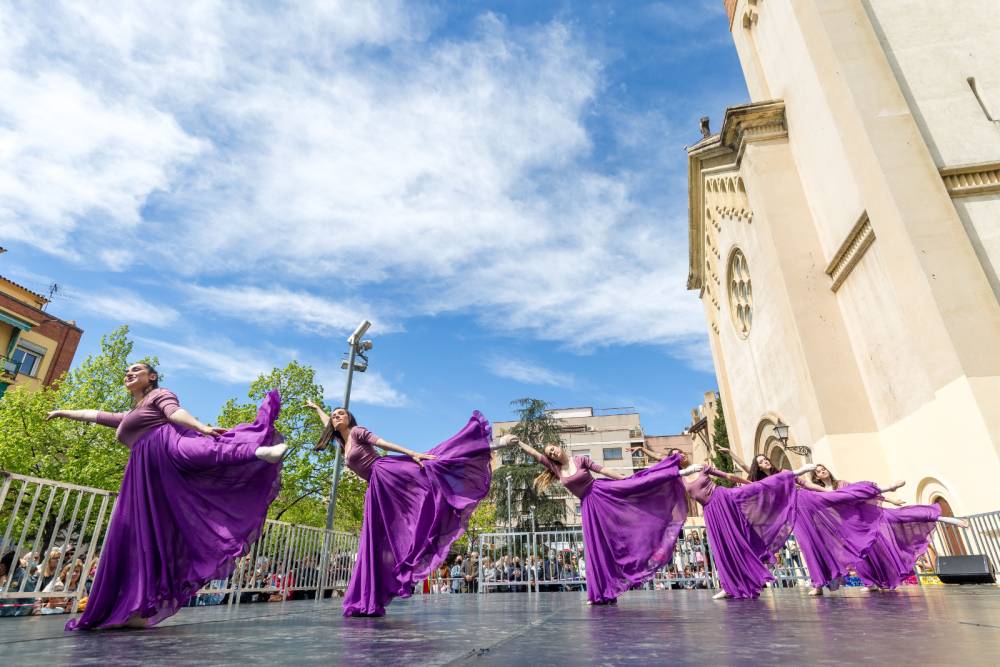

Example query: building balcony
[0,356,19,382]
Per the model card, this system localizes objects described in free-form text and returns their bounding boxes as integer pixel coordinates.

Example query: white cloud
[74,289,180,328]
[341,371,408,408]
[136,336,275,384]
[485,356,575,388]
[184,284,395,337]
[136,336,408,407]
[2,2,712,368]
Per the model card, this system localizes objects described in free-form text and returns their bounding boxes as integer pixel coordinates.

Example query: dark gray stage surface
[1,587,998,665]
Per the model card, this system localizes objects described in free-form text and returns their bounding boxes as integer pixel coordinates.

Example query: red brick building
[0,262,83,397]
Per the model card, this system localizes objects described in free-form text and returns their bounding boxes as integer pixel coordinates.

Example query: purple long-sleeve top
[685,465,750,506]
[343,426,382,481]
[92,388,181,447]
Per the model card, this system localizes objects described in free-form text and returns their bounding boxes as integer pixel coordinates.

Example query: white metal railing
[0,471,358,617]
[919,510,1000,580]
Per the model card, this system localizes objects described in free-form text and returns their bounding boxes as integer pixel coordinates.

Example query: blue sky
[0,1,748,447]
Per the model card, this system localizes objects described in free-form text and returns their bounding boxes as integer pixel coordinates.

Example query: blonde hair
[533,468,557,494]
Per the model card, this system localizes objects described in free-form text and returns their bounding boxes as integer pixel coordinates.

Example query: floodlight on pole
[323,319,373,531]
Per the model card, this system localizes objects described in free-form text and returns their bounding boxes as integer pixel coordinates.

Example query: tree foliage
[490,398,569,530]
[711,392,736,486]
[215,361,367,531]
[0,326,156,490]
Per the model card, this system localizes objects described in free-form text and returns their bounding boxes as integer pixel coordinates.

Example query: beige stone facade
[688,0,1000,515]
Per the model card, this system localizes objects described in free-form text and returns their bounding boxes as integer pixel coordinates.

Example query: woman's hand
[45,410,66,421]
[410,452,437,468]
[200,425,226,439]
[304,400,323,411]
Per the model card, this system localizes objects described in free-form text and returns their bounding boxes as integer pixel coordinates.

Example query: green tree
[0,325,156,490]
[491,398,570,531]
[216,362,367,531]
[456,499,497,554]
[711,392,736,486]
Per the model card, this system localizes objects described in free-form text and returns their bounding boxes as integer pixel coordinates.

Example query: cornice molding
[826,212,875,292]
[940,161,1000,198]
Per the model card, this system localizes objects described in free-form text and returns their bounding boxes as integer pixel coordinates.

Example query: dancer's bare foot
[866,585,880,592]
[808,587,823,596]
[712,590,732,600]
[123,614,149,629]
[255,443,288,463]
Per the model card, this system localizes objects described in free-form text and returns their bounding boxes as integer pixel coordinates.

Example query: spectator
[450,556,465,593]
[39,559,84,615]
[510,557,524,590]
[682,566,696,590]
[464,552,479,593]
[482,557,496,591]
[39,548,63,591]
[0,551,15,589]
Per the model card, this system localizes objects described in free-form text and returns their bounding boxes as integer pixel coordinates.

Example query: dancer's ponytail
[533,469,557,494]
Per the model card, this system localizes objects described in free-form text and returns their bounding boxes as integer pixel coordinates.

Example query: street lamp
[773,419,812,463]
[322,319,373,531]
[505,475,512,533]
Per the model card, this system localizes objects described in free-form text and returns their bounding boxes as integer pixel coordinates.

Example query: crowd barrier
[0,471,358,617]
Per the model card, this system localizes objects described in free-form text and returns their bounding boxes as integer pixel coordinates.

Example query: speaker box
[937,555,996,584]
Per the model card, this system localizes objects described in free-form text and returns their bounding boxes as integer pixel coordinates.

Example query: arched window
[727,248,753,338]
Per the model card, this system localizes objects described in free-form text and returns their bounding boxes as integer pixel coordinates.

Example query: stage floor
[1,587,998,665]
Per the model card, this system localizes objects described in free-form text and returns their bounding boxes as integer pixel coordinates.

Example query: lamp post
[528,504,537,594]
[773,419,812,463]
[323,320,373,531]
[505,475,512,533]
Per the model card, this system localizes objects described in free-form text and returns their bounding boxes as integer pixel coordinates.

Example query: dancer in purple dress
[505,436,694,605]
[805,472,969,591]
[305,403,493,617]
[47,363,286,630]
[644,447,816,600]
[793,464,906,596]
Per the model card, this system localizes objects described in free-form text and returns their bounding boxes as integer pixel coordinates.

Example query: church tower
[688,0,1000,513]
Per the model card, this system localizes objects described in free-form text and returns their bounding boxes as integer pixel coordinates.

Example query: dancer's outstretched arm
[498,435,546,463]
[46,409,103,424]
[374,438,437,468]
[715,446,752,476]
[798,477,828,492]
[594,467,627,481]
[168,409,227,438]
[639,446,665,462]
[304,400,331,429]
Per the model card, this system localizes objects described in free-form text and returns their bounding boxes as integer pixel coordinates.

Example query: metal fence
[0,471,358,618]
[468,513,999,595]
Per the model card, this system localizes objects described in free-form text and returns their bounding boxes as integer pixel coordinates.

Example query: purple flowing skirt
[342,412,493,617]
[703,471,796,599]
[580,455,688,604]
[66,391,283,631]
[792,482,883,588]
[855,504,940,589]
